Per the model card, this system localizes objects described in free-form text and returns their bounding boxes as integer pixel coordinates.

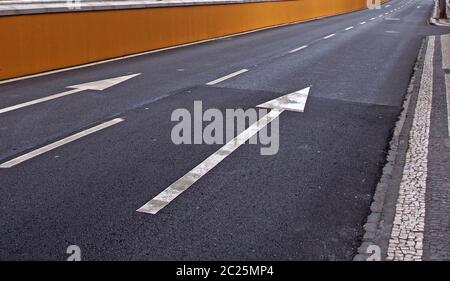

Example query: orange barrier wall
[0,0,387,81]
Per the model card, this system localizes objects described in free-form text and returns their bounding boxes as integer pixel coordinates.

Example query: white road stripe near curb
[137,109,284,214]
[289,45,308,53]
[387,36,435,261]
[345,26,354,31]
[0,118,124,168]
[360,21,367,24]
[206,69,248,85]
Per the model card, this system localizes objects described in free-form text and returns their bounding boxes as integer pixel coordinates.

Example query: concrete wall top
[0,0,282,16]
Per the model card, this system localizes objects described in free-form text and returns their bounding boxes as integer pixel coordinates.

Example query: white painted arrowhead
[67,73,141,91]
[257,87,310,112]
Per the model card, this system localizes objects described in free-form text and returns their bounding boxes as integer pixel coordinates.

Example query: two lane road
[0,0,443,260]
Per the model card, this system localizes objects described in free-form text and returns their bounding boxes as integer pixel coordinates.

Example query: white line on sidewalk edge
[323,33,336,39]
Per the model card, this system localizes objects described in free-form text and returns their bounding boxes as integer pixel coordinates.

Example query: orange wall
[0,0,387,80]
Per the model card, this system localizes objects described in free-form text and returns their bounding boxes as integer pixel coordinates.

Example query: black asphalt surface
[0,0,446,260]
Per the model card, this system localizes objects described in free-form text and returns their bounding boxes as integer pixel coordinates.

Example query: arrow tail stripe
[0,88,82,115]
[136,109,284,215]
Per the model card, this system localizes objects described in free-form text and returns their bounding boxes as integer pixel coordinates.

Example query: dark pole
[439,0,448,19]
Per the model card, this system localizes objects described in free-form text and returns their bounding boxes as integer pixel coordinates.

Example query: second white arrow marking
[137,87,311,215]
[0,73,140,115]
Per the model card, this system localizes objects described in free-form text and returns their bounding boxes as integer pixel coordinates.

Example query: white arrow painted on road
[0,73,140,115]
[137,87,311,215]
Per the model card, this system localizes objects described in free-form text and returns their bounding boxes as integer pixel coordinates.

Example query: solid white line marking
[360,21,367,25]
[289,45,308,53]
[345,26,354,31]
[137,87,311,214]
[0,74,140,115]
[0,118,124,168]
[206,69,248,85]
[323,33,336,39]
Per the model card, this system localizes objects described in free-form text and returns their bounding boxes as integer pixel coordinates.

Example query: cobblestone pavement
[386,37,435,261]
[386,34,450,261]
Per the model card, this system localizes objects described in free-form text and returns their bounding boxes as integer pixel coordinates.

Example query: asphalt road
[0,0,446,260]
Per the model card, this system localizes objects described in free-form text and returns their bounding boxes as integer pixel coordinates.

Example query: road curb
[353,38,428,261]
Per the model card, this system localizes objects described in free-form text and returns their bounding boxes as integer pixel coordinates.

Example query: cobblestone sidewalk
[387,34,450,261]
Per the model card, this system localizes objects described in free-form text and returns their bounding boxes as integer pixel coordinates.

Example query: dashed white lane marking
[345,26,354,31]
[289,45,308,53]
[137,109,284,214]
[386,4,391,7]
[360,21,367,25]
[0,118,124,168]
[206,69,248,85]
[385,30,400,34]
[387,36,435,261]
[370,17,377,20]
[323,33,336,39]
